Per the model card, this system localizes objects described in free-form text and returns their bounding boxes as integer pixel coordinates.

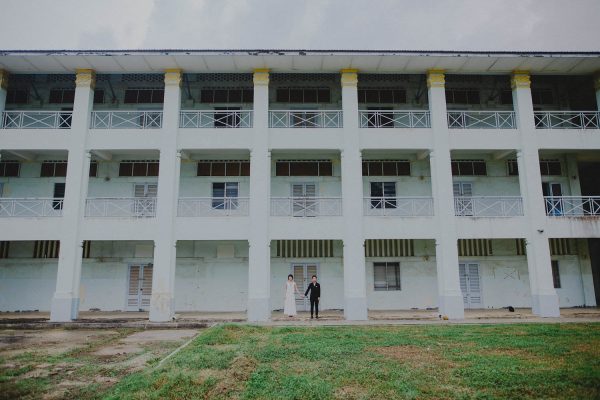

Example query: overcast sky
[1,0,599,51]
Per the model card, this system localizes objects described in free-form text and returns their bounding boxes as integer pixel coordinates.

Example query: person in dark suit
[304,275,321,319]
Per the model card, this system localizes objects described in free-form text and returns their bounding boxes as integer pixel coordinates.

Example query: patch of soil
[120,329,197,343]
[0,329,120,356]
[204,355,258,397]
[371,345,457,369]
[334,385,370,400]
[93,343,143,357]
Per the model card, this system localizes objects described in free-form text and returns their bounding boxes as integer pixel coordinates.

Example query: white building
[0,50,599,322]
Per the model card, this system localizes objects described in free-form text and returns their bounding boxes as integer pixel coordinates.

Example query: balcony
[271,197,342,217]
[534,111,600,130]
[0,198,63,217]
[177,197,249,217]
[1,111,72,129]
[90,111,163,129]
[179,110,253,129]
[447,111,516,129]
[454,197,524,217]
[544,196,600,216]
[359,110,430,128]
[363,197,434,216]
[85,197,157,218]
[269,110,342,128]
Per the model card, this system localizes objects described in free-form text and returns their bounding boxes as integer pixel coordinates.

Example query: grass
[1,323,600,399]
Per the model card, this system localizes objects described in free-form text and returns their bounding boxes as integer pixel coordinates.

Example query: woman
[284,274,302,317]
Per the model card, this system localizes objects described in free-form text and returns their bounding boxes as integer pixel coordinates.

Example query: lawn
[2,323,600,399]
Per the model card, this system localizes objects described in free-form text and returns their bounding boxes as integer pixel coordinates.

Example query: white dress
[284,281,298,316]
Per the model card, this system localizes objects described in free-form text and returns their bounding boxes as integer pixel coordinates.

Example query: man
[304,275,321,319]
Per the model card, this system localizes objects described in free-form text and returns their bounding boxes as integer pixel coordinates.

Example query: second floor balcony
[269,110,342,128]
[359,110,430,128]
[177,197,249,217]
[270,197,342,217]
[0,198,63,217]
[534,111,600,130]
[85,197,157,218]
[1,111,72,129]
[179,110,253,129]
[363,196,434,216]
[544,196,600,216]
[90,111,163,129]
[454,196,524,217]
[447,111,516,129]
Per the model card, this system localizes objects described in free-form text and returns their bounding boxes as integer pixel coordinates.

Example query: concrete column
[340,69,367,320]
[512,70,560,317]
[0,69,7,116]
[149,69,182,322]
[427,69,464,319]
[565,154,581,197]
[577,239,597,306]
[247,69,271,322]
[50,69,95,321]
[594,72,600,111]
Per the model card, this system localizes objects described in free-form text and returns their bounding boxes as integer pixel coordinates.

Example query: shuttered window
[365,239,414,257]
[6,89,28,104]
[451,160,487,176]
[48,88,75,104]
[445,88,480,105]
[549,238,576,255]
[33,240,60,258]
[0,160,20,177]
[551,260,561,289]
[275,88,330,103]
[200,88,253,103]
[275,240,334,258]
[275,160,333,177]
[458,239,493,256]
[197,161,250,176]
[40,161,67,177]
[358,88,406,104]
[374,262,401,291]
[516,239,527,255]
[362,160,410,176]
[540,159,562,176]
[82,240,91,258]
[123,88,164,104]
[0,241,9,258]
[119,160,160,177]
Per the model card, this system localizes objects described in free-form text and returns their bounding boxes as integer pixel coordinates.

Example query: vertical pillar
[577,239,597,306]
[340,69,367,320]
[0,69,8,116]
[427,69,464,319]
[247,69,271,322]
[593,72,600,111]
[565,154,581,197]
[149,69,182,322]
[50,69,95,321]
[512,70,560,317]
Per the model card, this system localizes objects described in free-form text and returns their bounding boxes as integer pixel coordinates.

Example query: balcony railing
[179,110,253,128]
[90,111,163,129]
[359,110,431,128]
[269,110,342,128]
[447,111,516,129]
[454,196,524,217]
[363,197,434,216]
[271,197,342,217]
[534,111,600,129]
[544,196,600,216]
[177,197,249,217]
[85,197,157,218]
[0,198,63,217]
[1,111,72,129]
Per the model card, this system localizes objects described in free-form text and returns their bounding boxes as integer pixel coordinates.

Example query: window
[48,88,75,104]
[6,89,28,104]
[358,88,407,104]
[197,160,250,177]
[362,160,410,176]
[551,260,561,288]
[89,161,98,177]
[507,159,519,176]
[33,240,60,258]
[119,160,160,177]
[0,241,9,258]
[212,182,239,209]
[374,262,401,291]
[93,89,105,104]
[0,160,20,177]
[499,90,513,105]
[275,160,333,176]
[451,160,487,176]
[53,183,65,210]
[531,89,554,105]
[370,182,396,209]
[540,159,562,176]
[199,88,253,103]
[275,88,330,103]
[123,88,164,104]
[40,161,67,177]
[445,88,480,105]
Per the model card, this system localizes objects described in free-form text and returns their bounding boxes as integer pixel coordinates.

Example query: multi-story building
[0,50,599,322]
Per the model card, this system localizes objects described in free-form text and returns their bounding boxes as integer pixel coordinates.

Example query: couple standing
[284,274,321,319]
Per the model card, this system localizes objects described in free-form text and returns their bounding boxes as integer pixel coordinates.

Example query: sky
[0,0,599,51]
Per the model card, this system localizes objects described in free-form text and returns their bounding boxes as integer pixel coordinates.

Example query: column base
[438,294,464,319]
[50,296,79,322]
[149,292,174,322]
[247,297,271,322]
[532,293,560,317]
[344,296,368,320]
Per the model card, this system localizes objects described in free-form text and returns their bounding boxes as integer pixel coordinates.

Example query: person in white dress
[284,274,302,317]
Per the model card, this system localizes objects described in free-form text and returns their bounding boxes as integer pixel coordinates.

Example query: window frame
[551,260,561,289]
[123,88,165,104]
[373,262,401,291]
[0,160,21,177]
[451,160,487,176]
[40,160,68,177]
[275,160,334,177]
[118,160,160,177]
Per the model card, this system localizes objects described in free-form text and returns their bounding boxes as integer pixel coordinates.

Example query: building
[0,50,599,322]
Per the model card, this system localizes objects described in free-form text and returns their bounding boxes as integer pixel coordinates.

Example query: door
[127,264,153,311]
[291,183,317,217]
[453,182,473,216]
[291,263,319,311]
[0,183,3,197]
[370,182,396,209]
[459,263,482,308]
[53,182,65,211]
[134,183,157,217]
[60,107,73,129]
[542,182,563,215]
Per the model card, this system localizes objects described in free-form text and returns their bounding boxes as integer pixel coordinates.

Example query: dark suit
[304,282,321,317]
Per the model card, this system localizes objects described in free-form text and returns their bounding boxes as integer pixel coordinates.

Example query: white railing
[179,110,253,128]
[269,110,342,128]
[534,111,600,129]
[271,197,342,217]
[544,196,600,216]
[177,197,249,217]
[359,110,431,128]
[363,197,434,216]
[0,198,64,217]
[454,197,524,217]
[447,111,516,129]
[90,111,163,129]
[1,111,72,129]
[85,197,157,218]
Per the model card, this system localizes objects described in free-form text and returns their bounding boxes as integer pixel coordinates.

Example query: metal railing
[179,110,253,128]
[0,198,64,217]
[454,196,524,217]
[447,111,516,129]
[85,197,157,218]
[363,197,434,216]
[271,197,342,217]
[177,197,249,216]
[544,196,600,216]
[1,111,72,129]
[269,110,342,128]
[90,111,163,129]
[534,111,600,129]
[359,110,431,128]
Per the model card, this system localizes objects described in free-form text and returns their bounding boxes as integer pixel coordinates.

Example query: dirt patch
[0,329,120,356]
[334,385,370,399]
[93,343,143,357]
[371,345,457,369]
[203,355,258,397]
[120,329,197,343]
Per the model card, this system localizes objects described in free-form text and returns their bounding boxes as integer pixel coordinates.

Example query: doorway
[290,263,319,311]
[459,262,482,308]
[127,264,153,311]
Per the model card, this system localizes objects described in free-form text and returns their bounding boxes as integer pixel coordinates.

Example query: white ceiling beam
[179,151,191,160]
[91,150,112,161]
[493,150,514,160]
[416,150,430,160]
[6,151,35,161]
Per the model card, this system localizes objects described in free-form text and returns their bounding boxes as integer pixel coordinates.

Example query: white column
[50,69,95,321]
[0,69,7,116]
[565,154,581,197]
[512,70,560,317]
[340,69,367,320]
[247,69,271,322]
[594,72,600,111]
[427,69,464,319]
[149,69,182,322]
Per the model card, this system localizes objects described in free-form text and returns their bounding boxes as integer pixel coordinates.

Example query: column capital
[594,71,600,91]
[0,69,8,90]
[340,69,358,86]
[164,68,183,87]
[426,69,445,88]
[75,68,96,89]
[511,70,531,89]
[253,68,270,86]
